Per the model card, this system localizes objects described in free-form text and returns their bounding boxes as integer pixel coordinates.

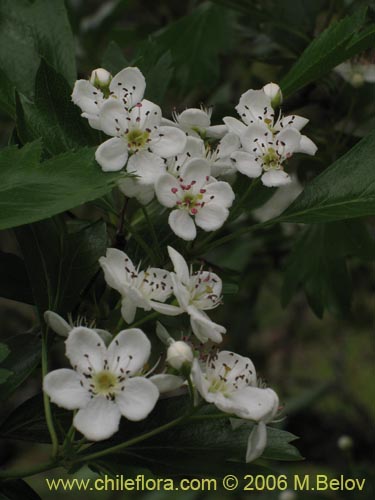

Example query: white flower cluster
[72,67,317,241]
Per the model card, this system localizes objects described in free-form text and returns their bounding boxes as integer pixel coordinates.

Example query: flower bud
[89,68,112,88]
[263,82,283,107]
[279,490,297,500]
[166,341,194,370]
[44,311,71,337]
[337,435,353,451]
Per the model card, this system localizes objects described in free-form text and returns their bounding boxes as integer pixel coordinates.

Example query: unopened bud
[89,68,112,88]
[337,435,353,451]
[279,490,297,500]
[263,82,283,107]
[166,341,194,370]
[44,311,71,337]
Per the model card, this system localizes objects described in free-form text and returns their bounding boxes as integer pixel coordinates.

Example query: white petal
[277,128,301,155]
[43,369,90,410]
[149,301,183,316]
[107,328,151,375]
[65,327,106,373]
[195,204,229,231]
[231,151,262,178]
[205,181,235,208]
[168,210,197,241]
[246,422,267,462]
[240,124,269,153]
[44,311,71,337]
[236,89,271,125]
[223,117,247,136]
[121,297,137,324]
[150,126,187,157]
[296,135,318,155]
[209,351,256,385]
[94,329,113,345]
[110,67,146,105]
[206,124,228,139]
[261,170,291,187]
[155,174,180,208]
[178,108,211,128]
[99,248,134,293]
[127,151,164,185]
[74,396,121,441]
[278,115,308,131]
[227,387,279,421]
[218,133,241,158]
[191,358,211,400]
[149,374,185,393]
[95,137,128,172]
[118,177,154,205]
[99,99,128,136]
[130,99,161,129]
[72,80,102,115]
[180,158,211,190]
[188,307,225,343]
[167,246,190,284]
[116,377,159,420]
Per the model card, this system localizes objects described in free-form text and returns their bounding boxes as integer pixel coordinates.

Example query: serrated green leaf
[281,221,374,317]
[0,141,122,231]
[276,130,375,223]
[16,60,98,155]
[15,218,108,315]
[0,252,33,304]
[0,0,76,117]
[0,334,41,401]
[281,8,372,95]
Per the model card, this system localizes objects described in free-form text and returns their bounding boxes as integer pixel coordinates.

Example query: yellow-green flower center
[93,371,118,395]
[126,128,150,152]
[262,147,280,170]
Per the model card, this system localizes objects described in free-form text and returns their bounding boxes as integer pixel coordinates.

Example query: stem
[72,413,190,465]
[41,329,59,458]
[0,460,59,480]
[130,311,160,328]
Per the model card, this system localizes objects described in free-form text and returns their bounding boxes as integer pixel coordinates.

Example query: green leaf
[0,0,76,117]
[0,343,10,364]
[136,49,174,104]
[15,218,108,315]
[0,141,122,231]
[16,60,98,155]
[276,130,375,223]
[0,334,41,401]
[281,8,373,96]
[0,252,33,304]
[101,41,129,75]
[150,2,236,92]
[281,221,374,317]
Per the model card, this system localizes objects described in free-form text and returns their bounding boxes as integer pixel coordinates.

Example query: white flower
[155,158,235,240]
[191,350,279,462]
[163,106,227,139]
[95,99,187,176]
[167,246,226,343]
[231,124,313,187]
[166,340,194,370]
[43,327,159,441]
[262,82,283,107]
[335,60,375,87]
[72,67,146,130]
[99,248,181,324]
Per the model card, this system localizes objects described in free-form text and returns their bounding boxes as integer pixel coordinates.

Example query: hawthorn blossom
[43,327,159,441]
[99,248,180,323]
[167,246,226,343]
[163,106,227,139]
[72,67,146,130]
[335,57,375,87]
[95,99,187,176]
[191,350,279,462]
[155,158,235,240]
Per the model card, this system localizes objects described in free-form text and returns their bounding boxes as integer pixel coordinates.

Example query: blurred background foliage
[0,0,374,498]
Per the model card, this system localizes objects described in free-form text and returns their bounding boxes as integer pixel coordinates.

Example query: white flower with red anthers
[155,158,235,241]
[72,67,146,130]
[95,98,187,176]
[167,247,226,343]
[231,124,310,187]
[99,248,181,324]
[163,105,227,139]
[191,350,279,462]
[43,327,159,441]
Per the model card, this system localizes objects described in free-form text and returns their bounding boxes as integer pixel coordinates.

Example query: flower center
[93,371,118,395]
[262,147,280,170]
[126,128,150,153]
